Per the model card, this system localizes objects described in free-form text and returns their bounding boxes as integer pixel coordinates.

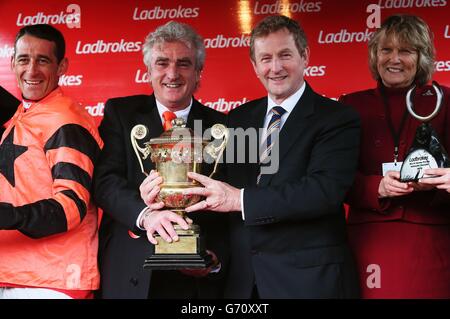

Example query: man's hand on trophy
[140,209,193,245]
[179,250,220,277]
[183,172,241,213]
[419,168,450,192]
[378,171,414,198]
[140,170,163,206]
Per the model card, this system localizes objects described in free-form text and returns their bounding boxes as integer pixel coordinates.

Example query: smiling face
[251,28,309,105]
[376,34,418,88]
[148,41,200,111]
[11,34,67,101]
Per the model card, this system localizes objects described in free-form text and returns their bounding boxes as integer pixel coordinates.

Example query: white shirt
[155,98,192,123]
[259,82,306,143]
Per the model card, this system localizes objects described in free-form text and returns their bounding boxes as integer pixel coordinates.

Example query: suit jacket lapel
[247,98,268,183]
[136,94,164,139]
[135,94,163,173]
[259,83,316,186]
[186,98,203,130]
[252,98,268,145]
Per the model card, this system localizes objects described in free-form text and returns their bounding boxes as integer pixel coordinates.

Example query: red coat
[340,83,450,298]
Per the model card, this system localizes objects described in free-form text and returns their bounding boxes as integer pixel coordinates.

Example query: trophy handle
[406,81,443,122]
[131,124,150,176]
[205,124,229,178]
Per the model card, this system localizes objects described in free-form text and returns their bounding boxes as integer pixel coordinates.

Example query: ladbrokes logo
[318,29,374,44]
[204,35,250,49]
[133,5,199,20]
[135,69,149,83]
[199,98,249,113]
[305,65,326,77]
[376,0,446,8]
[76,39,142,54]
[0,44,14,58]
[435,60,450,72]
[85,102,104,117]
[445,25,450,38]
[59,74,83,86]
[254,0,322,14]
[320,4,379,44]
[16,4,81,28]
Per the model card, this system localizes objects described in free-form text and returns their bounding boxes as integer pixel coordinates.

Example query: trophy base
[143,224,213,270]
[400,149,440,182]
[143,252,213,270]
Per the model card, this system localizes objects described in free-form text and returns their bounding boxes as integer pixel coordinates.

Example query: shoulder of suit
[440,84,450,96]
[105,94,151,109]
[421,83,450,98]
[310,92,360,124]
[338,88,376,105]
[194,100,226,124]
[228,97,265,118]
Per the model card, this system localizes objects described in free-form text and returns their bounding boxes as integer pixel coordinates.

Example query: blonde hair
[368,14,435,86]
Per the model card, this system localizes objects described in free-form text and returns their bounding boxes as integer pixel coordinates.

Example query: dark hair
[368,14,435,86]
[250,15,308,62]
[14,24,66,63]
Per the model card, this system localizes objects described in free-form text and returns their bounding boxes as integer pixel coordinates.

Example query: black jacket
[93,94,228,299]
[223,83,361,298]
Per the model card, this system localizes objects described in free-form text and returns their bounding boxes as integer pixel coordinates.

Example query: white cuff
[240,188,245,220]
[210,262,222,274]
[136,207,150,230]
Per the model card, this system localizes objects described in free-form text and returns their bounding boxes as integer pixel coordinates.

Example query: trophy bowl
[147,136,205,213]
[130,118,228,269]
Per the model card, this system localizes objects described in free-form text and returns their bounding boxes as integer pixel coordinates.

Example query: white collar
[266,82,306,116]
[22,101,32,110]
[155,98,192,123]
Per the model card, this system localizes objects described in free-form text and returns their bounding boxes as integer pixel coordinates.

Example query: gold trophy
[131,118,228,269]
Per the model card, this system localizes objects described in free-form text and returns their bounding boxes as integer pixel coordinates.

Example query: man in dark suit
[93,21,227,299]
[0,86,20,135]
[181,15,361,298]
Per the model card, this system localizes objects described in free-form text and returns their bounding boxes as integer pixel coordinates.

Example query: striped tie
[257,106,286,184]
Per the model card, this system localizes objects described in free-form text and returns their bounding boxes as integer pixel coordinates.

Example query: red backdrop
[1,0,449,124]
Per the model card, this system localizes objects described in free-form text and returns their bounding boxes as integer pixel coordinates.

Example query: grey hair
[142,21,205,71]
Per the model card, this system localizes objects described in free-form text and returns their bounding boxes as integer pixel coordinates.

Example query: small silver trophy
[400,81,449,182]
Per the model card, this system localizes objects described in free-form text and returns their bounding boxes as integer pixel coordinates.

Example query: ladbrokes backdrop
[1,0,449,124]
